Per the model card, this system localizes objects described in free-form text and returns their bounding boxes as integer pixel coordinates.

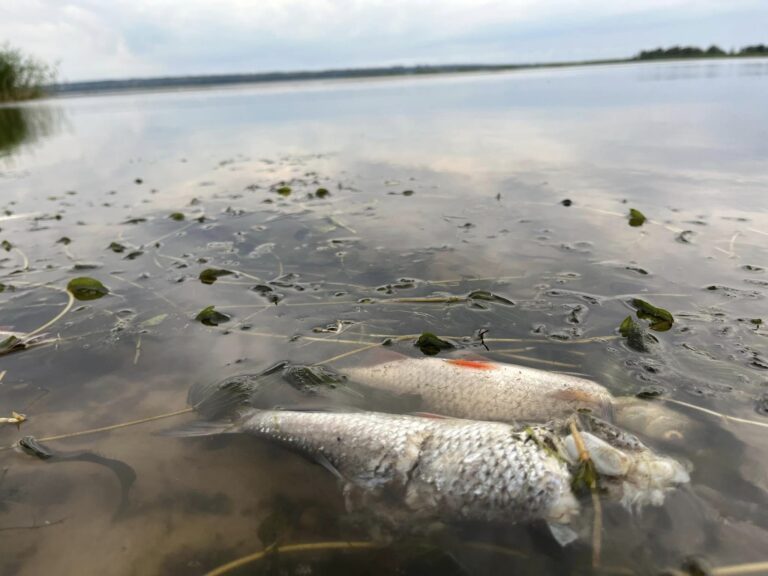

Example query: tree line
[636,44,768,60]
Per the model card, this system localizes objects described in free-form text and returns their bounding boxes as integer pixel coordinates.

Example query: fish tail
[188,362,355,420]
[188,372,273,420]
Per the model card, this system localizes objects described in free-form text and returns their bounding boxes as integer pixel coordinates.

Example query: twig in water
[0,518,66,532]
[662,398,768,429]
[11,248,29,271]
[713,560,768,575]
[26,288,74,340]
[477,329,490,351]
[0,407,194,452]
[133,336,142,365]
[203,539,525,576]
[569,419,602,568]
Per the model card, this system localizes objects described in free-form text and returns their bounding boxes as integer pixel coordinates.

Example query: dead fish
[184,379,689,543]
[343,353,615,421]
[184,377,579,536]
[186,409,578,530]
[343,353,696,443]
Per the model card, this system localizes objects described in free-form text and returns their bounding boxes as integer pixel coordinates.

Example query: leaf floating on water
[0,335,21,354]
[631,298,674,331]
[628,208,646,227]
[72,262,103,271]
[140,313,168,328]
[124,250,144,260]
[122,217,147,225]
[169,212,185,221]
[108,242,126,253]
[1,240,11,251]
[618,315,658,353]
[618,316,634,337]
[195,305,231,326]
[467,290,515,306]
[315,187,330,198]
[416,332,454,356]
[636,385,665,399]
[57,236,72,245]
[199,268,234,285]
[67,277,109,301]
[561,198,572,207]
[18,436,54,460]
[276,186,292,197]
[402,190,414,197]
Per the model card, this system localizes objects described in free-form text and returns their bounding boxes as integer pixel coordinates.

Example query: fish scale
[240,409,578,525]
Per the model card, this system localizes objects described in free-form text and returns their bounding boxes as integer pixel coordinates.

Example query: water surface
[1,59,768,575]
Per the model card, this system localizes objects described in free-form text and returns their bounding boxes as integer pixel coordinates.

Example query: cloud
[0,0,764,81]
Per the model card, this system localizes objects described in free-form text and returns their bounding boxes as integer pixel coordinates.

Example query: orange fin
[445,358,497,371]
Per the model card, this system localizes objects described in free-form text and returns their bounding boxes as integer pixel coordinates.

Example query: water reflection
[0,105,63,158]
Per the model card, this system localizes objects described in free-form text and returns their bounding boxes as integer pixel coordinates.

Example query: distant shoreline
[51,53,768,97]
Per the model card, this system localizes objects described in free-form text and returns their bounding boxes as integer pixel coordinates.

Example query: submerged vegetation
[0,43,56,102]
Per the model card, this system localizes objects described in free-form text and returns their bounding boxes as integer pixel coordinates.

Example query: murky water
[1,59,768,576]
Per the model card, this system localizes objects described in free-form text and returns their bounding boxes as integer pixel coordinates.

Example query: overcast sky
[1,0,766,82]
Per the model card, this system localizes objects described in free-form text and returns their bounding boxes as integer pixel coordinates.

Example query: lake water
[1,59,768,575]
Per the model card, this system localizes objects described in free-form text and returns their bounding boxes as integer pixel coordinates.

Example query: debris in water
[628,209,646,227]
[631,298,674,332]
[18,436,54,459]
[67,277,109,301]
[199,268,234,285]
[619,315,658,353]
[415,332,455,356]
[0,411,26,427]
[195,305,231,326]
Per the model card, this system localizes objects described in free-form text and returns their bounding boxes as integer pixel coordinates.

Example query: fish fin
[313,451,345,482]
[547,522,579,546]
[188,372,272,419]
[162,420,238,437]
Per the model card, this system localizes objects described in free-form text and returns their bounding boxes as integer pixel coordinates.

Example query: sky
[1,0,766,82]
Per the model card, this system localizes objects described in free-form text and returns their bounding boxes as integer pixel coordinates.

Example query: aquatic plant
[0,43,57,102]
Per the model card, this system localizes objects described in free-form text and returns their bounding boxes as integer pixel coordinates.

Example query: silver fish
[216,409,579,528]
[344,355,615,421]
[344,354,696,443]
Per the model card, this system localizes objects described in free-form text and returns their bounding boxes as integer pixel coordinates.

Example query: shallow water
[1,59,768,576]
